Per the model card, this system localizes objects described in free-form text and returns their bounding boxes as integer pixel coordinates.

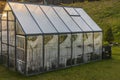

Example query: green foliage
[105,27,114,44]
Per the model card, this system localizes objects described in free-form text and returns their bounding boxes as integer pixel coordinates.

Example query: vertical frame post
[58,34,60,68]
[42,35,45,72]
[14,17,17,71]
[7,11,9,68]
[25,35,27,75]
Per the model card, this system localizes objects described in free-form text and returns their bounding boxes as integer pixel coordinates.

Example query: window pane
[75,8,102,31]
[2,21,7,44]
[44,35,58,71]
[59,34,71,67]
[53,7,82,32]
[72,33,83,64]
[40,5,70,33]
[16,35,25,74]
[83,33,93,62]
[26,4,57,34]
[27,36,43,74]
[93,32,102,60]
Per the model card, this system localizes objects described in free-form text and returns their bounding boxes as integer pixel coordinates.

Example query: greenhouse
[0,2,102,76]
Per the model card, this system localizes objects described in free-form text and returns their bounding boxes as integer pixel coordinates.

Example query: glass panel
[26,4,57,34]
[83,33,93,63]
[8,21,15,70]
[2,44,8,66]
[2,21,7,44]
[93,32,102,60]
[9,21,15,45]
[59,34,71,67]
[8,12,14,21]
[16,35,25,74]
[9,2,42,34]
[44,35,58,71]
[64,7,79,16]
[75,8,102,31]
[16,20,25,35]
[1,12,7,20]
[72,33,83,65]
[27,36,43,74]
[4,3,11,11]
[40,5,70,33]
[9,46,15,69]
[53,7,82,32]
[72,16,92,32]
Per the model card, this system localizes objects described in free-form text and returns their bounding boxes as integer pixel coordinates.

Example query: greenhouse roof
[8,2,102,35]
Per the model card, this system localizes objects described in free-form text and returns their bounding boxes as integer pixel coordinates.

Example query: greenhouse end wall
[0,2,102,76]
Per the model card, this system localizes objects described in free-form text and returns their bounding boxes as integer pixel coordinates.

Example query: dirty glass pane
[9,46,15,69]
[59,34,71,67]
[72,33,83,64]
[93,32,102,60]
[8,12,14,21]
[8,21,15,70]
[2,21,7,44]
[16,20,25,35]
[2,44,8,66]
[83,33,93,63]
[44,35,58,71]
[9,21,15,45]
[27,36,43,74]
[16,35,25,74]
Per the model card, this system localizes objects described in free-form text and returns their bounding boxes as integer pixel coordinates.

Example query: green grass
[0,46,120,80]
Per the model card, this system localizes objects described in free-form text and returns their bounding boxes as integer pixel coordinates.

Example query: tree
[105,27,114,44]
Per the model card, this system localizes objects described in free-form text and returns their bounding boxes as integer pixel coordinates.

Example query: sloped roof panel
[64,7,79,16]
[25,4,58,34]
[75,8,102,31]
[40,5,71,33]
[53,7,82,32]
[64,7,92,32]
[9,2,42,35]
[72,17,92,32]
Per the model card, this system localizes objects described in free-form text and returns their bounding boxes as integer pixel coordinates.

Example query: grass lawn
[0,47,120,80]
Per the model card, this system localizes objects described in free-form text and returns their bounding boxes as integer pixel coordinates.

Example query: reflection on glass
[2,21,7,43]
